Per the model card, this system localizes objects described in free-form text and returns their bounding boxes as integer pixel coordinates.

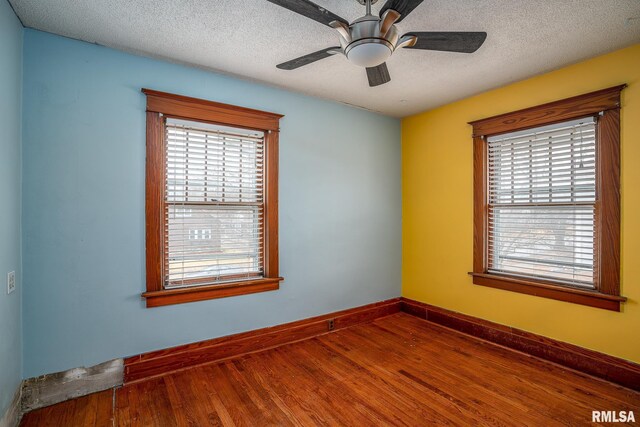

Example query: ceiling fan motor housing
[340,15,399,68]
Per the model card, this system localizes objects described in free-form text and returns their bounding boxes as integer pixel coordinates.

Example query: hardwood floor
[20,313,640,426]
[19,389,113,427]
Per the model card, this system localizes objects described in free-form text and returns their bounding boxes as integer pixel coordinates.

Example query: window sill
[468,273,625,311]
[142,277,283,308]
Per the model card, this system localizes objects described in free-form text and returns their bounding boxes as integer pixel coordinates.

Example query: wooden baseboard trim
[19,295,639,412]
[21,359,123,412]
[124,298,401,383]
[0,383,23,427]
[400,297,640,391]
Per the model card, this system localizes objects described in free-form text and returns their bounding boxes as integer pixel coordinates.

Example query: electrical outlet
[7,271,15,294]
[327,318,335,331]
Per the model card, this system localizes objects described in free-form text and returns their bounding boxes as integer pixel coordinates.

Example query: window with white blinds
[487,117,596,288]
[165,118,264,289]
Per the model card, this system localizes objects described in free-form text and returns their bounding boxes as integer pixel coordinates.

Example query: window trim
[468,85,626,311]
[142,89,283,308]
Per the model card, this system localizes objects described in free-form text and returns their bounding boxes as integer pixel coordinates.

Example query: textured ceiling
[9,0,640,117]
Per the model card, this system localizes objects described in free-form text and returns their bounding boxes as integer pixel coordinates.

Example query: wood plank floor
[21,313,640,426]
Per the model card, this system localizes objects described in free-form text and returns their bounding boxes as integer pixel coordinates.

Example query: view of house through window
[165,118,265,288]
[487,118,596,288]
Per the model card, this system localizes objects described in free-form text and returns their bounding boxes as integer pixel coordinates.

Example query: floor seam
[111,387,116,427]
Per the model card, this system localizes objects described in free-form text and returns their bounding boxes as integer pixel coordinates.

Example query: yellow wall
[402,44,640,363]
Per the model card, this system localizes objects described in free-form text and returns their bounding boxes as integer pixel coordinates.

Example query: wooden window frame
[468,85,626,311]
[142,89,283,308]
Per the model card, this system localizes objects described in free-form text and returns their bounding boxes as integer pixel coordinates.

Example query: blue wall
[0,0,23,414]
[22,29,401,377]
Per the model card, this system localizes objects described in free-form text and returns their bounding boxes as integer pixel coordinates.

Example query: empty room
[1,0,640,425]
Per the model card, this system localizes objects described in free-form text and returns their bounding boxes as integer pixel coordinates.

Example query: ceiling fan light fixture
[345,39,393,68]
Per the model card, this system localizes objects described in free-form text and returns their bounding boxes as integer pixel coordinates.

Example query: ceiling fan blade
[277,47,342,70]
[379,0,424,23]
[366,63,391,87]
[403,32,487,53]
[266,0,349,27]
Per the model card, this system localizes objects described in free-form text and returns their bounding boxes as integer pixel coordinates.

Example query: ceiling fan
[268,0,487,87]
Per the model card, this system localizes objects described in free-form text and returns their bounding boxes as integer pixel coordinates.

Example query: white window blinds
[164,118,264,289]
[487,117,596,288]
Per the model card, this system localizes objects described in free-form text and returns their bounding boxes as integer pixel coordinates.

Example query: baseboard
[21,359,123,412]
[22,296,637,410]
[124,298,401,383]
[0,384,23,427]
[400,297,640,391]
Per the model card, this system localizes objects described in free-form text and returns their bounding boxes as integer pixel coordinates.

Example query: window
[469,85,626,311]
[143,89,283,307]
[487,118,597,286]
[166,119,263,284]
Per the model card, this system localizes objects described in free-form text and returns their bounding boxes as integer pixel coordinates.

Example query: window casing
[143,89,283,307]
[469,85,626,311]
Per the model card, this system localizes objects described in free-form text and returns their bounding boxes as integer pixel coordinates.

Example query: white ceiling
[9,0,640,117]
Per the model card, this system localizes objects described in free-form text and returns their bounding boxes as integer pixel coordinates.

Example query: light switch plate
[7,271,15,294]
